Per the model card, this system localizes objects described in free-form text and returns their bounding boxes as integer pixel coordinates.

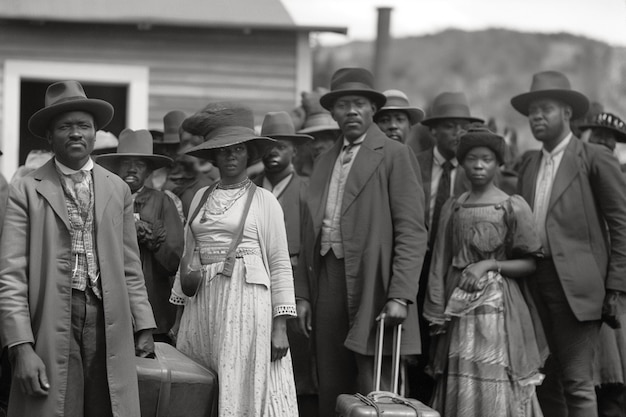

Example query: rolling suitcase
[336,318,440,416]
[136,342,218,417]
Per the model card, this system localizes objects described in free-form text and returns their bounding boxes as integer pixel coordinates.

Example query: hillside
[312,29,626,153]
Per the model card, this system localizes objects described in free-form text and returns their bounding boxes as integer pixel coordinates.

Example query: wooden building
[0,0,345,178]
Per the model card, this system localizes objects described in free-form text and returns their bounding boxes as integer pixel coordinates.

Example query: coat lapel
[548,138,580,210]
[308,138,343,234]
[93,164,114,227]
[521,151,541,206]
[342,125,385,215]
[35,159,71,231]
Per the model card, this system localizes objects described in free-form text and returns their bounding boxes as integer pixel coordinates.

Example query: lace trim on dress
[273,304,297,318]
[169,293,187,306]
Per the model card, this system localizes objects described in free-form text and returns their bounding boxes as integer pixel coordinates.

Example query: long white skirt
[177,257,298,417]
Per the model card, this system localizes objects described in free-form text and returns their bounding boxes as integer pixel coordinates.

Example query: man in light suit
[0,81,156,417]
[294,68,428,417]
[514,71,626,417]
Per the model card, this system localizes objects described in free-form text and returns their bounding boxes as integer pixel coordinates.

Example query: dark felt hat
[28,80,114,139]
[183,102,275,166]
[96,128,173,170]
[421,92,484,127]
[374,89,425,125]
[579,112,626,143]
[319,68,386,111]
[511,71,589,119]
[456,126,506,165]
[162,110,187,144]
[261,111,312,142]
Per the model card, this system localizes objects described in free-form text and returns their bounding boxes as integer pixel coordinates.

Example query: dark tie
[430,160,453,245]
[342,142,361,165]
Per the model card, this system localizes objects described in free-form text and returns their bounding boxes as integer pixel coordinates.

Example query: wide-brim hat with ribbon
[579,112,626,143]
[96,128,173,170]
[261,111,313,142]
[374,89,425,125]
[511,70,589,119]
[182,102,275,166]
[28,80,114,139]
[421,92,484,127]
[320,68,387,111]
[162,110,187,144]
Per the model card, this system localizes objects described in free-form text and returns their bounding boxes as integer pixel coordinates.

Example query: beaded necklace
[200,178,252,222]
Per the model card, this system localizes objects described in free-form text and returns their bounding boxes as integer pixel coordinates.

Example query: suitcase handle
[372,315,402,394]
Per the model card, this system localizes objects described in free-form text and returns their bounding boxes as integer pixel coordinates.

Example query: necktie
[69,170,91,214]
[342,142,360,165]
[430,160,453,245]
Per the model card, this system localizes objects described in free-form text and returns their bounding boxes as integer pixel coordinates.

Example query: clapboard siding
[0,21,299,129]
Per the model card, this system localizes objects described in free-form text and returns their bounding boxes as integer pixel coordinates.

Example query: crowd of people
[0,66,624,417]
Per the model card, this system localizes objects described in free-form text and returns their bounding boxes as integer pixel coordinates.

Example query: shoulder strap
[187,182,218,227]
[221,183,257,278]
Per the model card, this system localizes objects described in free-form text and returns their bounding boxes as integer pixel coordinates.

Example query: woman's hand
[458,260,492,292]
[271,316,290,362]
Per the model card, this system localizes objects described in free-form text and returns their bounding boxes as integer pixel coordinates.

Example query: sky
[282,0,626,47]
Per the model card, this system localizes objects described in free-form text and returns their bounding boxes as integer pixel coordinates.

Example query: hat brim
[266,133,313,142]
[374,106,426,125]
[184,134,276,166]
[298,124,340,134]
[28,99,114,139]
[95,153,173,170]
[578,124,626,143]
[421,115,484,127]
[511,90,589,119]
[320,89,387,111]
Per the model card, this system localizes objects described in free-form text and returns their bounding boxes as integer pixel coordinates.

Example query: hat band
[205,126,257,142]
[48,95,89,106]
[332,82,376,92]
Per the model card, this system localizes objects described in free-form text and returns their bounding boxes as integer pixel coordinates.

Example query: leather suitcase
[336,319,440,417]
[136,342,218,417]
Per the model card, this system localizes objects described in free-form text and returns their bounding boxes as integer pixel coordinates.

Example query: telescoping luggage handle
[373,315,402,394]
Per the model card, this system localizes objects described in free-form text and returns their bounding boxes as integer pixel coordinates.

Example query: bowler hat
[579,112,626,143]
[183,102,275,166]
[511,71,589,119]
[261,112,313,142]
[28,80,114,139]
[162,110,187,144]
[421,92,484,127]
[320,68,386,111]
[374,89,425,125]
[96,129,173,170]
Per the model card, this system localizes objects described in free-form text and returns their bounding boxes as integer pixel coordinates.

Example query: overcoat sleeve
[152,192,184,275]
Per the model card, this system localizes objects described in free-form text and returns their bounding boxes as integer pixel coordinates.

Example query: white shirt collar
[55,157,94,175]
[433,146,458,168]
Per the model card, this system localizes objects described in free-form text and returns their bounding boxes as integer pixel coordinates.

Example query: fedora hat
[162,110,187,144]
[421,92,484,127]
[28,80,114,139]
[511,71,589,119]
[374,89,425,125]
[579,112,626,143]
[261,111,313,142]
[96,129,173,170]
[183,102,275,166]
[298,113,340,134]
[320,68,386,111]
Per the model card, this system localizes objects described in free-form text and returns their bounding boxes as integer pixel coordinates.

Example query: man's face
[117,157,152,193]
[528,98,571,144]
[430,118,470,160]
[376,110,411,143]
[47,111,97,169]
[589,128,617,152]
[262,139,296,173]
[331,95,376,141]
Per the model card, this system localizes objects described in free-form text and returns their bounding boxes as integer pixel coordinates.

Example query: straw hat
[374,89,425,125]
[579,112,626,143]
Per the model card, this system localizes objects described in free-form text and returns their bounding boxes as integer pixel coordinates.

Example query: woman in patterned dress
[423,127,547,417]
[169,103,298,417]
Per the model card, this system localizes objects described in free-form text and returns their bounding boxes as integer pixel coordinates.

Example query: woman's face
[214,143,248,179]
[461,146,498,187]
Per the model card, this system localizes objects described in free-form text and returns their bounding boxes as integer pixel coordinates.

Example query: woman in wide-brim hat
[170,102,298,417]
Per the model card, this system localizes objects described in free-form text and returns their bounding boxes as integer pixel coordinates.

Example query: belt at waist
[197,245,261,265]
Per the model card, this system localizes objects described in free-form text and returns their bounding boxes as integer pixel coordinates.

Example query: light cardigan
[170,185,297,318]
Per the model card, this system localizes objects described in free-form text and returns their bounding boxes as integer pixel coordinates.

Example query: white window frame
[2,60,149,179]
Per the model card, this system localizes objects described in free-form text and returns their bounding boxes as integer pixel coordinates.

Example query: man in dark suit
[294,68,427,417]
[513,70,626,417]
[410,91,483,402]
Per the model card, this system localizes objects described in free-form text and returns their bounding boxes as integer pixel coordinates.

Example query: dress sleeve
[506,195,543,259]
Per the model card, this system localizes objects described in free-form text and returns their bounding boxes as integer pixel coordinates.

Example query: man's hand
[271,316,289,362]
[296,299,313,338]
[10,343,49,396]
[134,329,155,358]
[377,299,408,327]
[602,290,626,329]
